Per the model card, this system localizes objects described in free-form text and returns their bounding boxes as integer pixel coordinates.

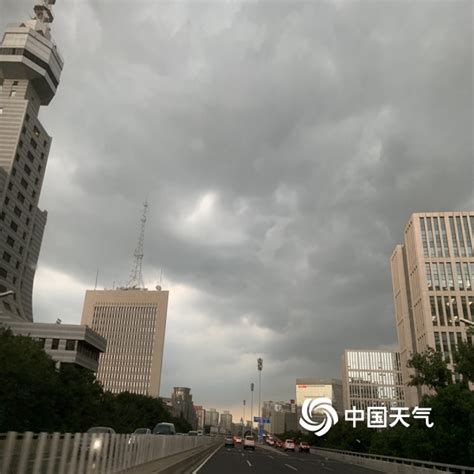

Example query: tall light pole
[257,358,263,441]
[250,382,254,435]
[243,399,246,434]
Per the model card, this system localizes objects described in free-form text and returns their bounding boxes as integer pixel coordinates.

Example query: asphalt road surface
[196,444,383,473]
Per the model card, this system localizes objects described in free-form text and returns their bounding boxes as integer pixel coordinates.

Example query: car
[284,439,296,452]
[152,422,176,435]
[224,435,234,447]
[266,438,275,446]
[84,427,116,458]
[233,435,242,444]
[188,431,198,436]
[128,427,151,445]
[243,435,256,451]
[299,441,310,452]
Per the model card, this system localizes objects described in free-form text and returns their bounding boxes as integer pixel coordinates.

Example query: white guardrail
[312,447,474,474]
[0,431,214,474]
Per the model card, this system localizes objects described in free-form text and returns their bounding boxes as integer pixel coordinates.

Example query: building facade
[0,1,63,322]
[81,287,169,397]
[219,411,232,432]
[341,349,405,411]
[195,405,206,431]
[391,212,474,406]
[204,408,219,428]
[1,319,106,371]
[296,378,343,415]
[171,387,197,429]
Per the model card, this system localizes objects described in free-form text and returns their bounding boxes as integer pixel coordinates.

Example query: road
[196,444,383,473]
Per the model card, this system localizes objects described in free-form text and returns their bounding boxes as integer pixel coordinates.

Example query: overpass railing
[0,431,215,473]
[312,447,474,474]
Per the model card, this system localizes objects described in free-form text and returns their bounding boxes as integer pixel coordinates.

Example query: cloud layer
[1,0,472,418]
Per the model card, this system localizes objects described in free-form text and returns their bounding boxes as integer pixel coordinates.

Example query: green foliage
[453,340,474,385]
[0,328,178,434]
[0,328,59,432]
[407,347,452,391]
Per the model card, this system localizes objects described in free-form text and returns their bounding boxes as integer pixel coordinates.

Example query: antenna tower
[126,199,148,289]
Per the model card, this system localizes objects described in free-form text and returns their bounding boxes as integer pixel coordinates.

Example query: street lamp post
[257,358,263,441]
[250,383,254,435]
[243,399,246,435]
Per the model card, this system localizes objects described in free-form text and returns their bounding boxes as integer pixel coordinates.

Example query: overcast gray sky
[1,0,472,420]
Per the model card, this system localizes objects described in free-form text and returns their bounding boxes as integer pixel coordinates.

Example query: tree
[453,329,474,385]
[0,328,59,432]
[406,347,452,392]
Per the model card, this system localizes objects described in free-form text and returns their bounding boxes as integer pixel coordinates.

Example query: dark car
[152,422,176,435]
[299,441,310,452]
[83,427,116,458]
[224,435,234,447]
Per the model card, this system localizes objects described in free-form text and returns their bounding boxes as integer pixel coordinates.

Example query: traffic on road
[195,441,382,473]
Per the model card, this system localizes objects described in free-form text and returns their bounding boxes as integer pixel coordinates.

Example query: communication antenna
[126,199,148,289]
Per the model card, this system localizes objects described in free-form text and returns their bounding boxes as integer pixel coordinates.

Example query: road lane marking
[246,460,252,467]
[191,445,222,473]
[285,464,298,471]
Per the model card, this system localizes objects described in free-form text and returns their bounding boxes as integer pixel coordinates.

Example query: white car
[284,439,295,452]
[243,435,256,450]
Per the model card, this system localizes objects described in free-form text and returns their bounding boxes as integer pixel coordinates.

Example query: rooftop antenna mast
[126,199,148,289]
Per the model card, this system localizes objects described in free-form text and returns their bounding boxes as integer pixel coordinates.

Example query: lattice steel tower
[126,200,148,289]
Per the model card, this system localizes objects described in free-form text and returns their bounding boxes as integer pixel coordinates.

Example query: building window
[4,197,8,205]
[22,231,26,240]
[35,177,39,185]
[24,164,31,176]
[26,218,30,226]
[0,267,7,278]
[15,261,20,270]
[15,153,20,162]
[33,126,40,138]
[27,151,35,163]
[0,212,5,221]
[21,178,28,189]
[30,138,37,150]
[37,338,45,348]
[19,246,23,255]
[43,140,47,148]
[17,191,25,203]
[3,301,11,311]
[7,182,13,191]
[10,90,16,97]
[22,126,26,135]
[10,220,18,232]
[40,153,44,160]
[6,236,14,247]
[12,167,16,177]
[14,206,21,217]
[25,113,30,122]
[32,190,36,198]
[65,340,76,351]
[38,164,42,173]
[2,251,11,263]
[51,339,60,350]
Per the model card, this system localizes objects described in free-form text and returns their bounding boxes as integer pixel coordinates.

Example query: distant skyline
[1,0,472,420]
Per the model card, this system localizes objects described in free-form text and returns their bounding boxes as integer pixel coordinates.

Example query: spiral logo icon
[299,397,339,437]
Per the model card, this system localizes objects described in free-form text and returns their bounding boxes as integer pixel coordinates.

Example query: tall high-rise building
[171,386,197,428]
[219,411,232,432]
[391,212,474,406]
[195,405,206,431]
[204,408,219,428]
[81,287,169,397]
[0,1,63,322]
[341,349,405,411]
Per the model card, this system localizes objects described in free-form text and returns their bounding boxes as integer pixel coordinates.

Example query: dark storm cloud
[1,0,472,413]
